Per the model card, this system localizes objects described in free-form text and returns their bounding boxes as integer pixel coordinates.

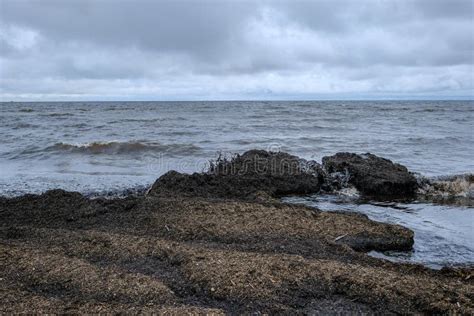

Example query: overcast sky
[0,0,473,101]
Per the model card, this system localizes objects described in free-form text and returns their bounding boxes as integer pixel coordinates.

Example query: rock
[148,150,324,200]
[322,152,418,198]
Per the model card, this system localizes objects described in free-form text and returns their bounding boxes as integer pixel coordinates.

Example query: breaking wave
[417,174,474,205]
[44,141,201,155]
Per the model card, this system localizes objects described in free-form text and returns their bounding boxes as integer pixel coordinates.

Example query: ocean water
[0,100,473,267]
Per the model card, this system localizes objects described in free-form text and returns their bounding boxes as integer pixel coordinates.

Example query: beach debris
[334,234,348,241]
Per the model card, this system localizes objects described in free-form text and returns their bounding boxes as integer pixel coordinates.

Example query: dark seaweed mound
[149,150,324,200]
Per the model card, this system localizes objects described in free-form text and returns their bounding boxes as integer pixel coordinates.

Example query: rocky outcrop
[148,150,324,200]
[149,150,421,200]
[322,152,418,199]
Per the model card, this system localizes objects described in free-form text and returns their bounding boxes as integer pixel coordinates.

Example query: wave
[40,112,75,117]
[107,118,165,124]
[404,136,461,144]
[417,174,474,203]
[64,123,89,128]
[18,108,34,113]
[336,186,360,198]
[11,123,39,130]
[372,106,412,112]
[43,141,201,156]
[413,108,445,113]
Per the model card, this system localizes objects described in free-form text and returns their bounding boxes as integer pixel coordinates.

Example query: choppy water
[0,100,473,267]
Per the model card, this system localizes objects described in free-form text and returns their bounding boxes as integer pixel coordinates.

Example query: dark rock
[148,150,324,200]
[322,152,418,198]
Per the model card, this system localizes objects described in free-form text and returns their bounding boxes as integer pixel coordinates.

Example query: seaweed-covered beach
[2,0,473,312]
[1,150,472,314]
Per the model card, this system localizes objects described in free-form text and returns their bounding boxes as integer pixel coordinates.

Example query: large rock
[322,152,418,198]
[148,150,324,200]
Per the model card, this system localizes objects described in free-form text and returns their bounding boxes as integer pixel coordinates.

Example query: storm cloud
[0,0,473,100]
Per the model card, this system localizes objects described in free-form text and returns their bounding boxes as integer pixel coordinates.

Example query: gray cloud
[0,0,473,100]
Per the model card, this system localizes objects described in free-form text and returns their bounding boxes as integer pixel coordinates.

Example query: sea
[0,100,473,268]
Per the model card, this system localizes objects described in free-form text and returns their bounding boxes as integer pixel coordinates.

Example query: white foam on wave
[337,186,360,198]
[46,140,201,155]
[418,174,474,199]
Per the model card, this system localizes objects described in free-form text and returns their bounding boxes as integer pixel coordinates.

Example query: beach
[1,150,473,314]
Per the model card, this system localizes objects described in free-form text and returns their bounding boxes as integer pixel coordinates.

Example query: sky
[0,0,473,101]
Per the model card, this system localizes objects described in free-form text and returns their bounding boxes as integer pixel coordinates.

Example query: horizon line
[1,98,473,103]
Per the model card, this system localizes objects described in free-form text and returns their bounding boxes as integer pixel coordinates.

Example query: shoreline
[1,150,473,313]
